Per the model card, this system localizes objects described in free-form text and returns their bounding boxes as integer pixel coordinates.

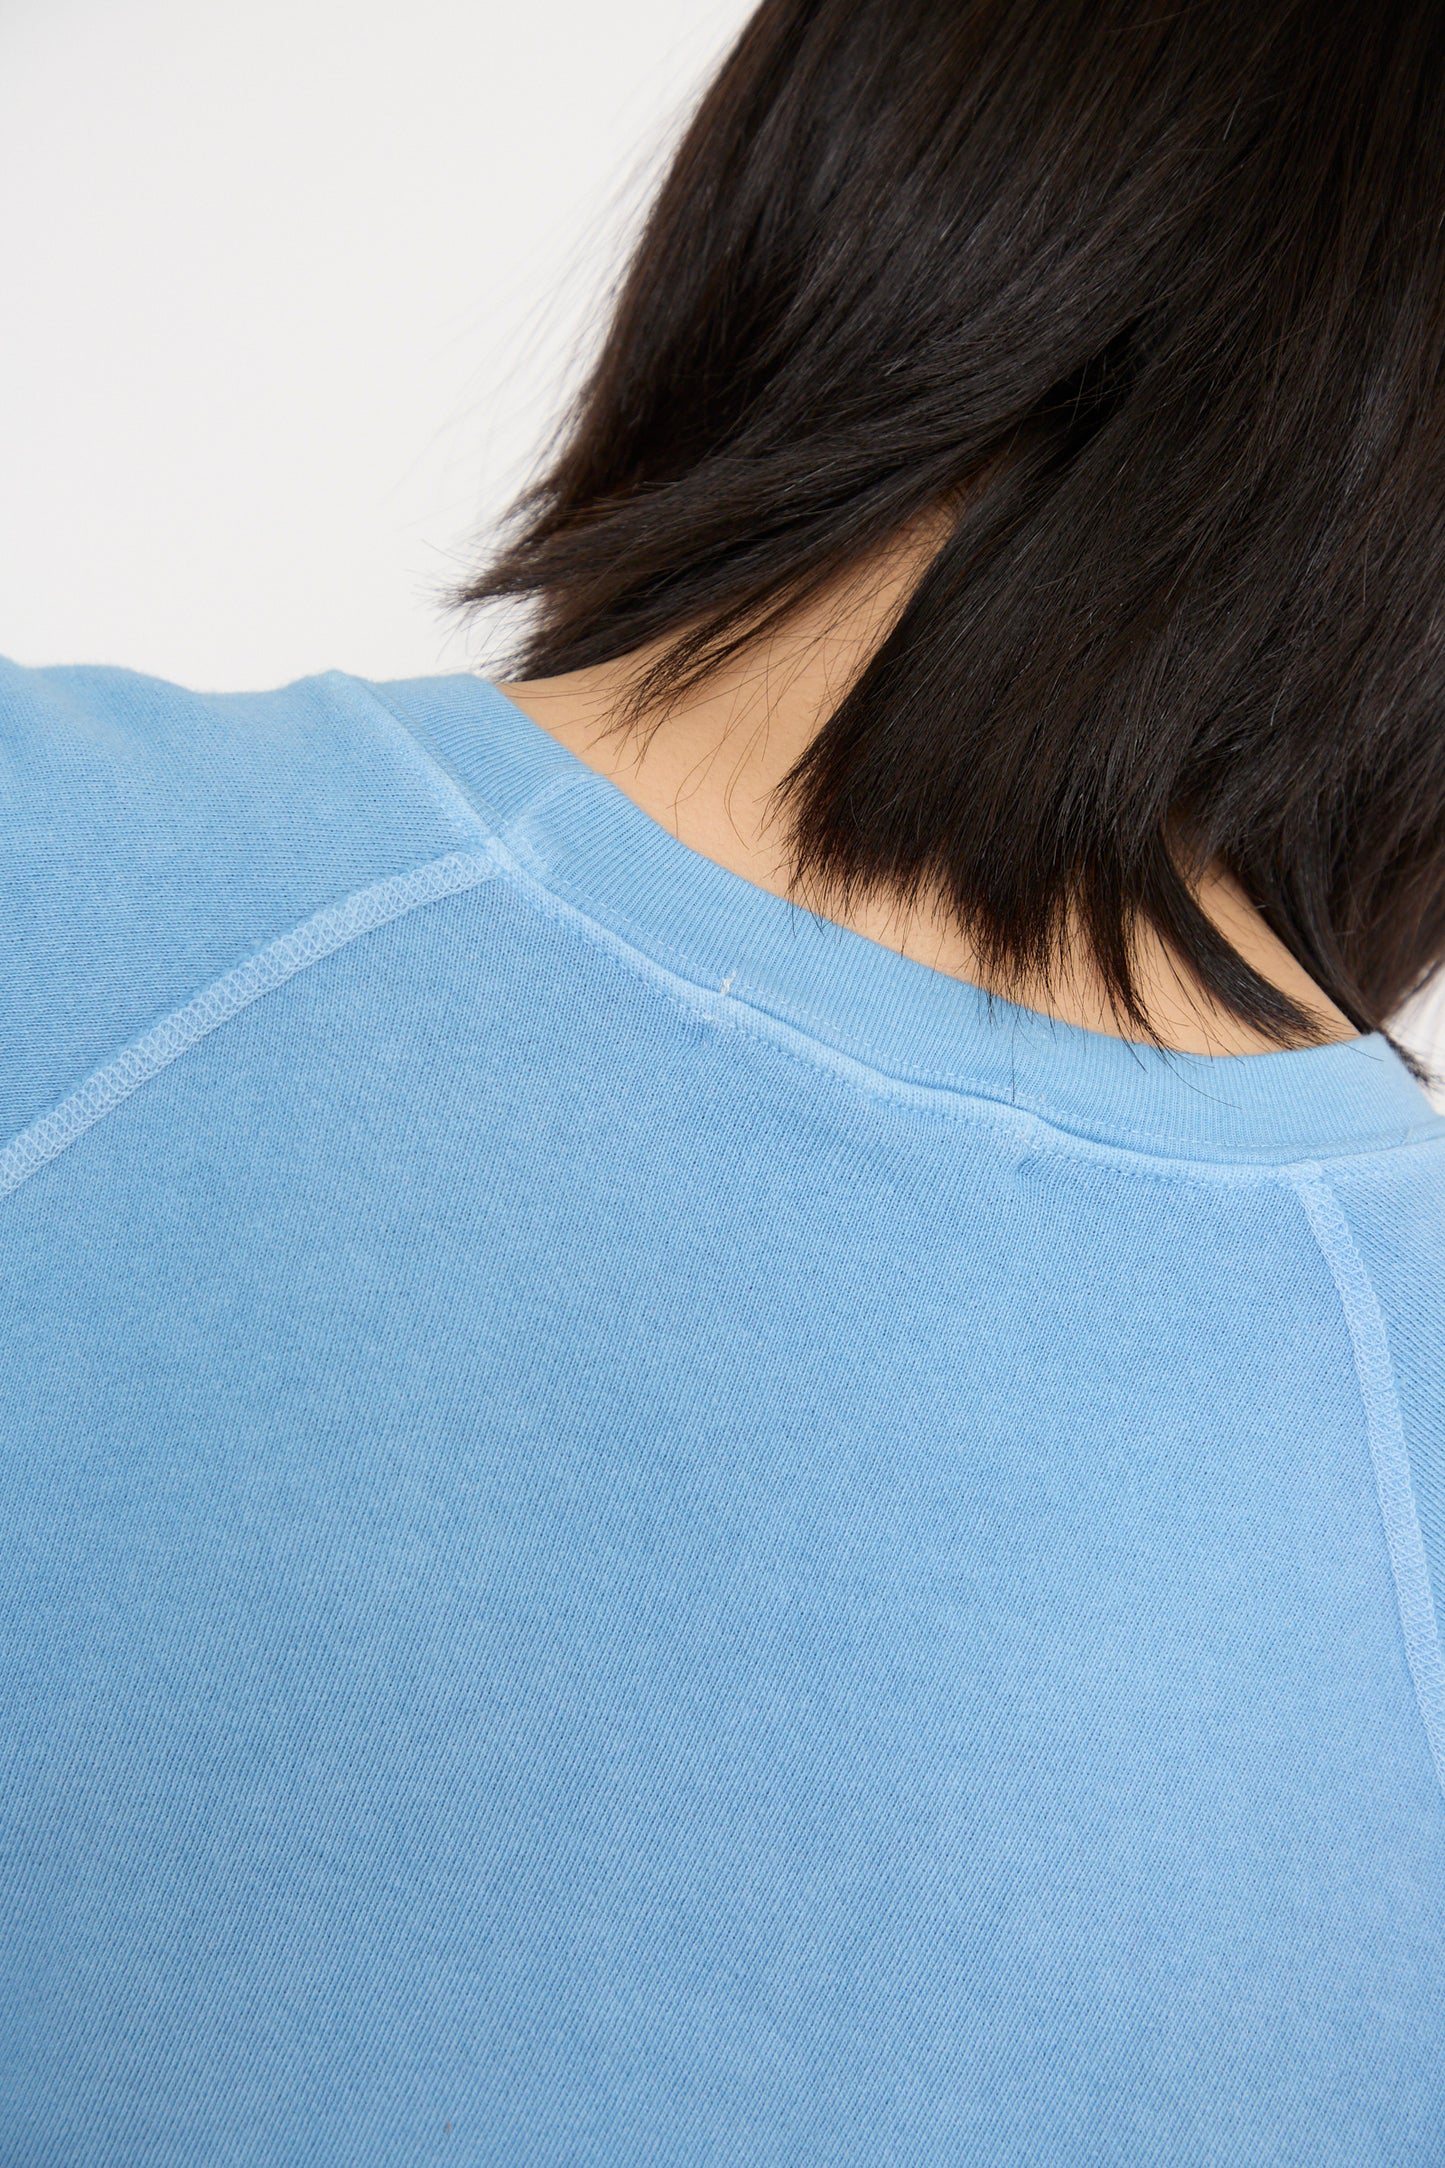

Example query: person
[3,0,1444,2159]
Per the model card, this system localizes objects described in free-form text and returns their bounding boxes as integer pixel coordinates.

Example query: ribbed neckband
[364,670,1445,1167]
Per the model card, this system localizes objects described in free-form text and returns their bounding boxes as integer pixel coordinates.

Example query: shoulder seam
[0,850,499,1203]
[335,674,508,839]
[1289,1167,1445,1805]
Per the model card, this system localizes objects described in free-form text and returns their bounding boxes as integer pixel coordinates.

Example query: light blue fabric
[2,657,1444,2167]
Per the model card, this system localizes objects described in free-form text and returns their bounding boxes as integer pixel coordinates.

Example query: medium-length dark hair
[453,0,1445,1063]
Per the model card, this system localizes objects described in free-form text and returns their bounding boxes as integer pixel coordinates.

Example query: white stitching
[1292,1169,1445,1806]
[0,849,499,1200]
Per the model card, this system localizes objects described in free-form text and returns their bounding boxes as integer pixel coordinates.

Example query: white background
[1,0,1440,1071]
[0,0,753,689]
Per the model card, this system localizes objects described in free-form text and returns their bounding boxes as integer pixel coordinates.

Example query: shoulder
[0,656,485,852]
[0,658,491,1140]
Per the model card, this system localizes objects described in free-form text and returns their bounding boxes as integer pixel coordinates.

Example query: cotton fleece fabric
[1,658,1444,2168]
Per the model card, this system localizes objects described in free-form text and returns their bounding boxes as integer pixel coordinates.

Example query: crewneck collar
[365,670,1444,1168]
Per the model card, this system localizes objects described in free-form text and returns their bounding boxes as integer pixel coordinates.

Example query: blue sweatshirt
[2,659,1444,2167]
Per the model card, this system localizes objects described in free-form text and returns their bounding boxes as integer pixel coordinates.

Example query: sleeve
[0,658,485,1142]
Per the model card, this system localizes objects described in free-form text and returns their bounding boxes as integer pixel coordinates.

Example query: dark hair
[451,0,1445,1067]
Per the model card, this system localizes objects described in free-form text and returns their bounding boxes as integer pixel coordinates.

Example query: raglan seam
[0,849,501,1203]
[1289,1166,1445,1808]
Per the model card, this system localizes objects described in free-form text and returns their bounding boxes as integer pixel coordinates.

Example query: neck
[500,535,1358,1058]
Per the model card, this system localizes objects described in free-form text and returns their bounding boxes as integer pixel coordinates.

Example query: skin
[502,519,1358,1058]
